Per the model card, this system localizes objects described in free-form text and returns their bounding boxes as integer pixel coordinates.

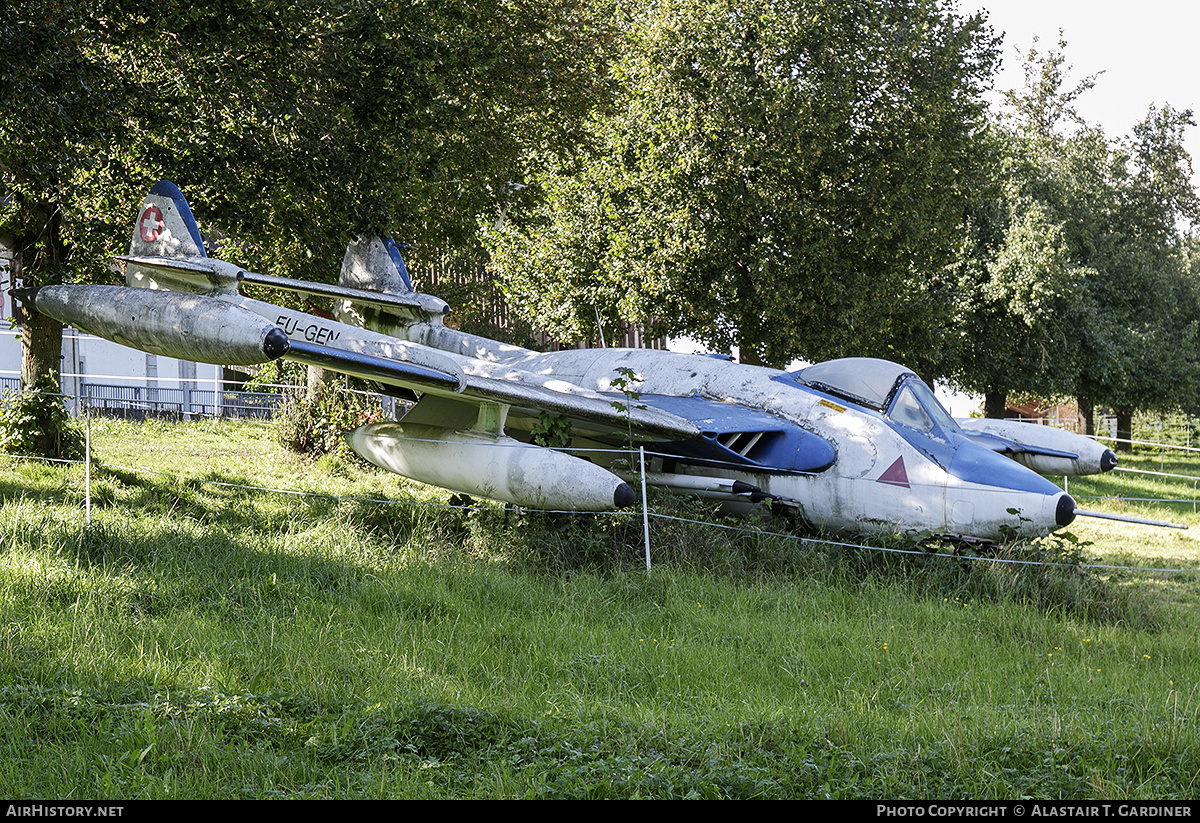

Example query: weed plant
[270,381,385,459]
[0,376,85,461]
[0,418,1197,798]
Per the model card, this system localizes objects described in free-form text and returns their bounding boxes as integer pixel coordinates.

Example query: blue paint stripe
[149,180,206,257]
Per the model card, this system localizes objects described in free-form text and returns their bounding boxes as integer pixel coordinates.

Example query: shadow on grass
[0,470,395,633]
[86,462,345,534]
[2,455,1169,632]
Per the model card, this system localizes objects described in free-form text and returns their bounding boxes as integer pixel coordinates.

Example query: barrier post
[640,446,651,571]
[84,389,92,526]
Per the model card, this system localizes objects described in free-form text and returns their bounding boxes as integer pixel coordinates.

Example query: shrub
[0,374,85,461]
[271,379,383,459]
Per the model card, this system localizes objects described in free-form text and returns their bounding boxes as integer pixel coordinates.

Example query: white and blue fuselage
[15,182,1099,543]
[470,346,1078,540]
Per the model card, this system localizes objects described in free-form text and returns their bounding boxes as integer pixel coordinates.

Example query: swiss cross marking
[139,205,164,243]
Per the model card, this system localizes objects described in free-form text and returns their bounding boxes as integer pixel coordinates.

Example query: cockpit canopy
[794,358,916,411]
[792,357,959,435]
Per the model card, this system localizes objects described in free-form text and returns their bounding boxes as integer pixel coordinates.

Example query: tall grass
[0,417,1197,798]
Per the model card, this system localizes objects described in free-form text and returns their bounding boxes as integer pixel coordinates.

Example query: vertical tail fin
[338,235,413,293]
[129,181,206,260]
[334,235,453,334]
[121,182,243,294]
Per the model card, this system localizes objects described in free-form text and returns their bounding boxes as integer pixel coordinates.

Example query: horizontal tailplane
[334,235,449,333]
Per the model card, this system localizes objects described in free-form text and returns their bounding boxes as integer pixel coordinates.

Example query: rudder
[129,181,206,260]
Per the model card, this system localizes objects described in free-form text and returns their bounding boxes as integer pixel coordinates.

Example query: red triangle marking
[877,456,910,488]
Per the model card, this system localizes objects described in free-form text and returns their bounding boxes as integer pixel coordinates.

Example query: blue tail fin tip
[380,235,413,292]
[145,180,206,257]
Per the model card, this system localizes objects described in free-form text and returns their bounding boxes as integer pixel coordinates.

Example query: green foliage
[241,360,307,393]
[530,412,573,449]
[270,382,382,460]
[0,375,85,461]
[487,0,1000,368]
[607,366,644,415]
[607,366,648,463]
[950,37,1200,418]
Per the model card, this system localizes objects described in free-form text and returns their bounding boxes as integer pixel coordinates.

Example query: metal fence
[0,378,413,422]
[0,377,286,421]
[77,383,286,420]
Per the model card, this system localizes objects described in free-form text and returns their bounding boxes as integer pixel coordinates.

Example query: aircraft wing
[284,338,700,441]
[108,255,697,439]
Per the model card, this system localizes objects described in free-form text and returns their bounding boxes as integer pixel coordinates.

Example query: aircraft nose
[1101,449,1118,472]
[1056,493,1077,527]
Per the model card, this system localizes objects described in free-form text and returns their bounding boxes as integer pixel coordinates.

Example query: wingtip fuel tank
[957,417,1119,476]
[12,285,291,366]
[347,422,636,511]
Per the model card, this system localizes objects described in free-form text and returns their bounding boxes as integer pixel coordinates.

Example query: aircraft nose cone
[1101,449,1118,472]
[1056,494,1077,527]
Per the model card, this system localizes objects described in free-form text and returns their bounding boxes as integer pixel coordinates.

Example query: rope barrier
[3,439,1195,578]
[0,389,1197,577]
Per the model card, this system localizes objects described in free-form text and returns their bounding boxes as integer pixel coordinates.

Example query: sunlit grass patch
[1,418,1198,797]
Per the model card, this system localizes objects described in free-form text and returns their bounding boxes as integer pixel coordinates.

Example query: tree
[953,197,1093,418]
[0,1,147,387]
[947,37,1200,438]
[486,0,1000,369]
[2,0,613,448]
[1073,104,1200,441]
[140,1,615,275]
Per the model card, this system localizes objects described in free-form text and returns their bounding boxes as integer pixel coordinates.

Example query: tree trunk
[1115,408,1134,452]
[737,341,762,367]
[20,307,64,389]
[14,198,68,391]
[2,199,78,459]
[1076,392,1094,436]
[983,389,1007,419]
[306,364,339,402]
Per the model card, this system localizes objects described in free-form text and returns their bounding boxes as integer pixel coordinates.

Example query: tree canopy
[4,2,1200,447]
[947,38,1200,429]
[2,0,613,385]
[485,0,1000,368]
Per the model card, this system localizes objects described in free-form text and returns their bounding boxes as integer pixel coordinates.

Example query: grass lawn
[0,416,1197,798]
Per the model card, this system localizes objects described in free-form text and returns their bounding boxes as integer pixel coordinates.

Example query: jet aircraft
[12,181,1163,542]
